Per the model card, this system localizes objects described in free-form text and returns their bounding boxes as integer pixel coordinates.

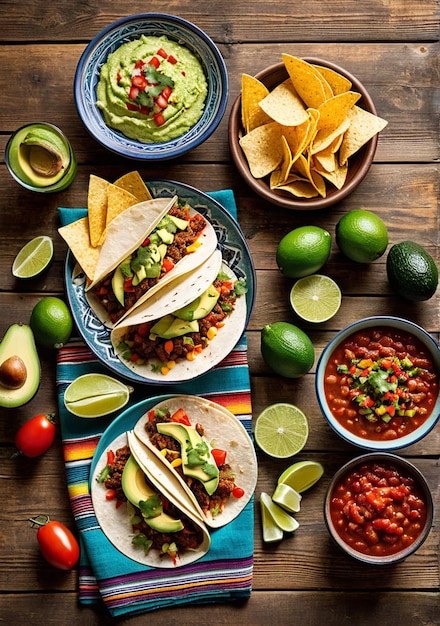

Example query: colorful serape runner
[55,190,255,617]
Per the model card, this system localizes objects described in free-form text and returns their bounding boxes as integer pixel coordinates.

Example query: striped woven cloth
[55,190,255,617]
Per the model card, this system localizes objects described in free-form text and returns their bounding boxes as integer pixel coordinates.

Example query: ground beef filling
[92,205,207,324]
[144,415,236,516]
[120,278,238,367]
[104,445,204,554]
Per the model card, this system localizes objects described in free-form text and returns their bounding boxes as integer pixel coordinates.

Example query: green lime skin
[386,241,439,302]
[261,321,315,378]
[335,209,388,264]
[276,226,332,279]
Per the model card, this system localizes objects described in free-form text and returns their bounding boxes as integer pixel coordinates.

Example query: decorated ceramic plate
[65,180,255,385]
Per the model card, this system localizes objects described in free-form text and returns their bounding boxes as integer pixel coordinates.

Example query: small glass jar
[5,122,77,192]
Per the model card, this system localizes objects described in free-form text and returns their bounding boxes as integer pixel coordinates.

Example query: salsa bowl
[315,316,440,450]
[229,57,386,210]
[74,13,228,160]
[324,453,434,564]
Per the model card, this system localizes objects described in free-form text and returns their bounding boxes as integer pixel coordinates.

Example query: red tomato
[33,517,80,570]
[15,413,56,458]
[211,448,227,466]
[232,486,245,498]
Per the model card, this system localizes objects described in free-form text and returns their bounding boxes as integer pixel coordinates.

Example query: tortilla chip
[311,116,350,154]
[282,54,331,108]
[317,160,348,189]
[58,217,100,280]
[317,91,361,132]
[239,121,284,178]
[276,179,319,198]
[258,79,309,126]
[105,185,138,225]
[114,171,152,202]
[339,105,388,164]
[87,175,110,248]
[313,64,352,95]
[241,74,272,132]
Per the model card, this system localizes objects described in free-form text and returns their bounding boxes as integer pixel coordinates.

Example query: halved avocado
[0,323,40,408]
[121,455,184,533]
[156,422,219,495]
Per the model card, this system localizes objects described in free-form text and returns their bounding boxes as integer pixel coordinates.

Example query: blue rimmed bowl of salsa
[315,316,440,450]
[324,452,433,564]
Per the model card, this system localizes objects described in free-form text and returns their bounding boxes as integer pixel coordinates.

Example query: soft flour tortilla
[110,256,247,382]
[132,395,258,529]
[90,431,211,568]
[86,202,219,329]
[86,196,176,290]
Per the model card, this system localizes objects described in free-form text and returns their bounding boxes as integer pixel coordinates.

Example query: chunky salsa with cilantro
[323,327,439,441]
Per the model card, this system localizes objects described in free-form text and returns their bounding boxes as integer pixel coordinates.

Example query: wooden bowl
[228,58,379,210]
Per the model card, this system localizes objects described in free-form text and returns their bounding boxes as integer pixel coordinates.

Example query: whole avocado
[386,241,439,302]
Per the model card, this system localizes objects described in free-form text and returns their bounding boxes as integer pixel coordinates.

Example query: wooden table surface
[1,2,439,624]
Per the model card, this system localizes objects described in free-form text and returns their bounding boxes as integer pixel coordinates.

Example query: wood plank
[1,0,438,42]
[1,42,439,163]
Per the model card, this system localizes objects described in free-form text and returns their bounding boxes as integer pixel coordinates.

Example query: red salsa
[323,327,438,441]
[330,460,428,557]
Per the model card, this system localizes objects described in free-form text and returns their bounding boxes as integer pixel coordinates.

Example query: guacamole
[96,35,208,143]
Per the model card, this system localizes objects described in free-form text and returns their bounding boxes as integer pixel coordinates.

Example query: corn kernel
[160,448,168,457]
[167,360,176,370]
[186,350,196,361]
[186,241,201,253]
[161,366,170,375]
[207,326,218,340]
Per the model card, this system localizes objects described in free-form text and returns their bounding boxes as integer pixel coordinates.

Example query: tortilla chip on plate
[87,174,110,247]
[114,171,152,202]
[58,217,101,281]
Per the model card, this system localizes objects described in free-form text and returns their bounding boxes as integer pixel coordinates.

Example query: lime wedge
[260,492,299,534]
[12,235,54,279]
[64,373,132,418]
[272,483,302,513]
[278,460,324,493]
[289,274,341,323]
[260,496,284,543]
[254,403,309,459]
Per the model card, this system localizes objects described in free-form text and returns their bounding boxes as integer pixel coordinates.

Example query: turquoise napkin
[56,189,255,617]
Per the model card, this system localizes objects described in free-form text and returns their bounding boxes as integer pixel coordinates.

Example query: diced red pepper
[132,75,148,90]
[153,112,166,126]
[168,55,178,64]
[211,448,227,466]
[105,489,117,501]
[157,47,168,58]
[124,277,135,293]
[126,102,140,111]
[162,257,174,272]
[134,59,146,69]
[142,237,150,247]
[155,94,169,109]
[162,85,172,101]
[148,409,156,421]
[170,408,191,426]
[106,450,115,465]
[148,56,160,69]
[129,86,139,100]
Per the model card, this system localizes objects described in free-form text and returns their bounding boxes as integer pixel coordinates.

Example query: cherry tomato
[30,515,80,570]
[14,413,56,457]
[232,486,245,498]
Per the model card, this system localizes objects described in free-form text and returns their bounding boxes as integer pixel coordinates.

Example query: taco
[86,196,218,327]
[131,395,258,528]
[110,252,247,381]
[91,431,211,568]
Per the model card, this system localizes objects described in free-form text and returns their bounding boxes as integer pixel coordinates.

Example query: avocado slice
[173,284,220,321]
[156,422,219,495]
[0,323,40,408]
[150,316,199,339]
[121,455,184,533]
[111,265,126,306]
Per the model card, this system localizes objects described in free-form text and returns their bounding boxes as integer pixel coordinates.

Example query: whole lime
[276,226,332,278]
[30,296,73,349]
[261,321,315,378]
[335,209,388,263]
[386,241,438,301]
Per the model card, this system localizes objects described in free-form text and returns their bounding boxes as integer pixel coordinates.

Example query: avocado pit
[0,355,28,390]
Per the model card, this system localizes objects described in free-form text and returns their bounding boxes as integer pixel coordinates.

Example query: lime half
[260,492,299,534]
[254,403,309,459]
[12,235,53,279]
[64,373,132,418]
[278,460,324,493]
[272,483,302,513]
[260,496,284,543]
[290,274,341,323]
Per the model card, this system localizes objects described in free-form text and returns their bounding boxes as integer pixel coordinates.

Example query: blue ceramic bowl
[315,316,440,450]
[74,14,228,160]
